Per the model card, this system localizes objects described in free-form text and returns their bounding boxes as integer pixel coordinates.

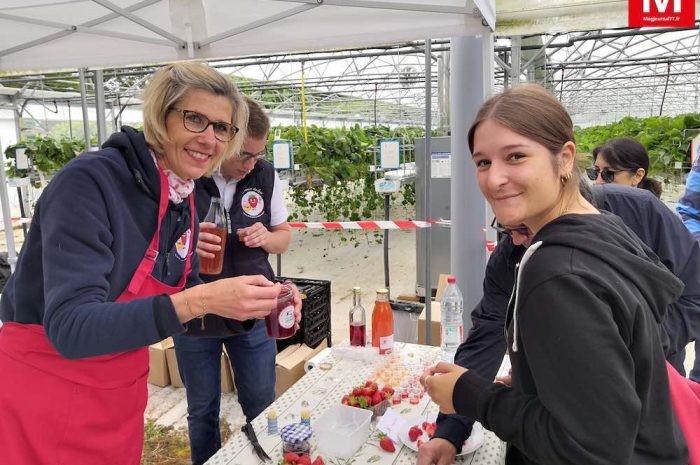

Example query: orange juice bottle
[371,289,394,354]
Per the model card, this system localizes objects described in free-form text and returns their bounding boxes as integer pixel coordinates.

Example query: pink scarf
[150,152,194,205]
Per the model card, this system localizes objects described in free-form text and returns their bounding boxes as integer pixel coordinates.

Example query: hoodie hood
[102,126,160,200]
[531,212,684,324]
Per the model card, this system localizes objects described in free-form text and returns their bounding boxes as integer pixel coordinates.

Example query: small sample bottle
[349,286,366,346]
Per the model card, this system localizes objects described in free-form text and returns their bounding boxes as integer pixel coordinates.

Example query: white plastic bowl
[314,404,372,459]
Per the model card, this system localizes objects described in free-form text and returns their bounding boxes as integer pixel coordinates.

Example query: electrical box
[415,136,451,297]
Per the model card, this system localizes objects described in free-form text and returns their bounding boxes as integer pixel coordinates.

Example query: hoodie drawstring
[511,241,544,353]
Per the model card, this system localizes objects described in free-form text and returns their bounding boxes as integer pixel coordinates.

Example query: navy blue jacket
[0,127,193,358]
[435,183,700,451]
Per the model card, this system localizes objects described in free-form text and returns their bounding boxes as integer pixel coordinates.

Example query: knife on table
[242,422,271,462]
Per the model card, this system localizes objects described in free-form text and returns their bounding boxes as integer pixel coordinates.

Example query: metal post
[423,38,432,345]
[78,68,92,151]
[450,33,492,335]
[511,36,521,86]
[0,139,18,271]
[12,108,28,237]
[94,69,107,146]
[383,193,390,292]
[276,254,282,277]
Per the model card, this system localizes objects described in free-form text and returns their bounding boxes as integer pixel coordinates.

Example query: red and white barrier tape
[289,219,498,251]
[288,220,439,230]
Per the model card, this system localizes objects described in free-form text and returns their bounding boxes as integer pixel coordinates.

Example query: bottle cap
[376,289,389,295]
[447,276,456,283]
[266,409,277,419]
[280,423,312,443]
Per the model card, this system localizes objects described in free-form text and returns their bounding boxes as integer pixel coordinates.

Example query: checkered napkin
[280,423,312,444]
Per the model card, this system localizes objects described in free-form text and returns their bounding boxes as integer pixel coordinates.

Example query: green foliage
[4,135,84,186]
[275,124,421,224]
[575,114,700,175]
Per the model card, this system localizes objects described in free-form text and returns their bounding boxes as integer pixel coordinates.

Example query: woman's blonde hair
[468,84,581,200]
[142,62,248,175]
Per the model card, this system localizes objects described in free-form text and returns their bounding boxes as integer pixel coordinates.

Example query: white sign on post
[380,139,400,169]
[272,141,292,170]
[15,147,29,170]
[431,152,451,178]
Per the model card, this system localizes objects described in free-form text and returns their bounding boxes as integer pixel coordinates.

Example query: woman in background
[588,137,662,197]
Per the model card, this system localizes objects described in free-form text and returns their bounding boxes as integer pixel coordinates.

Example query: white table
[206,342,506,465]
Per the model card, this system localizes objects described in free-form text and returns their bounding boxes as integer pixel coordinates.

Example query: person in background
[422,84,687,465]
[417,181,700,465]
[0,62,286,465]
[587,137,662,197]
[174,96,293,465]
[676,154,700,381]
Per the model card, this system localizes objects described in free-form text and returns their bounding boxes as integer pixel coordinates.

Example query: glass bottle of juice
[371,289,394,354]
[199,197,227,275]
[349,286,366,346]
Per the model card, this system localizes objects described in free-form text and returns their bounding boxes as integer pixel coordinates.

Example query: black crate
[275,277,332,351]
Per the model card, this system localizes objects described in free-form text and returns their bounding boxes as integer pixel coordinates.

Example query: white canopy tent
[0,0,494,72]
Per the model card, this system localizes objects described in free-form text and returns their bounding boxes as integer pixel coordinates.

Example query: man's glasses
[170,108,239,142]
[586,167,630,183]
[490,217,530,237]
[238,148,268,163]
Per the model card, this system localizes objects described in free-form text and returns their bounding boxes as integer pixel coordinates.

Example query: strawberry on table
[379,436,396,453]
[311,457,325,465]
[283,452,300,464]
[297,455,312,465]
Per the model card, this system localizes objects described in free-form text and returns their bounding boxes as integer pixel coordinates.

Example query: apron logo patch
[175,229,191,259]
[242,190,264,218]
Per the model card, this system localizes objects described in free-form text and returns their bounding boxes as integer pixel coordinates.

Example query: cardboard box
[165,342,237,392]
[418,301,441,347]
[275,340,328,397]
[165,344,183,388]
[148,337,173,387]
[221,350,235,394]
[434,273,451,302]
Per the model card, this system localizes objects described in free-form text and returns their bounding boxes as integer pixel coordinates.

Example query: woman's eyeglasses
[170,108,239,142]
[586,167,630,183]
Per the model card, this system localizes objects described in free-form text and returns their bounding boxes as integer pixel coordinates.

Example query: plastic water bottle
[440,276,464,363]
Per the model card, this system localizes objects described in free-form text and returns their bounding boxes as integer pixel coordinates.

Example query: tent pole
[94,69,107,147]
[79,68,92,151]
[450,33,492,336]
[422,38,432,345]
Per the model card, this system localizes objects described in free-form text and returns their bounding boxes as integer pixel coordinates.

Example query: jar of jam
[266,281,297,339]
[280,423,312,455]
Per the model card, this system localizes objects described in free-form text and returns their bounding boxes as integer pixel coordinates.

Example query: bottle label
[442,324,463,344]
[379,334,394,354]
[278,305,295,329]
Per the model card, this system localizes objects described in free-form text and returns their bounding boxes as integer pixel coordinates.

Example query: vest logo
[175,229,191,260]
[241,189,264,218]
[628,0,695,27]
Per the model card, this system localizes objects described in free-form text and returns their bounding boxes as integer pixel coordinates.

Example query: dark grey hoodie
[453,212,688,465]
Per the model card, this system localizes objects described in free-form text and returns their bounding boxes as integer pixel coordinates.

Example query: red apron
[0,167,194,465]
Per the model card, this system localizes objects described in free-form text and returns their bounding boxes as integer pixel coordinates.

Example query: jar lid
[280,423,312,443]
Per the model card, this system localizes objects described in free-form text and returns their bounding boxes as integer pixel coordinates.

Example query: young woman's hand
[421,362,468,414]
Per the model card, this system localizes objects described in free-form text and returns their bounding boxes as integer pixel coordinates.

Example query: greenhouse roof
[0,1,699,128]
